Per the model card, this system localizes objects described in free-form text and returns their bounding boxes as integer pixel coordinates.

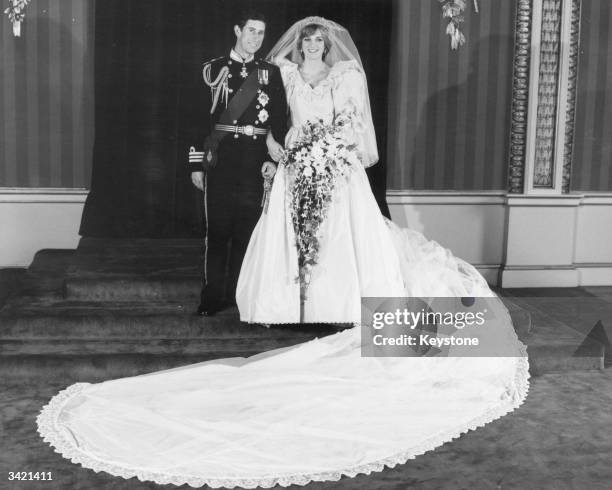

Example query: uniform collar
[230,49,255,64]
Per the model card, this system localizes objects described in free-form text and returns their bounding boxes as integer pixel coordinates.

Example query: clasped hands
[266,132,285,163]
[263,132,284,180]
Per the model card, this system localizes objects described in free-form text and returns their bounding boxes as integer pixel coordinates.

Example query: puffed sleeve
[274,58,299,101]
[330,60,378,165]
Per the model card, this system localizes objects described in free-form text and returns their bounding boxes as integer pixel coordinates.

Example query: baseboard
[576,264,612,286]
[500,266,580,288]
[473,265,501,287]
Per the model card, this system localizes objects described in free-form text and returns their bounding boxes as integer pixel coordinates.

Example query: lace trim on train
[36,348,529,489]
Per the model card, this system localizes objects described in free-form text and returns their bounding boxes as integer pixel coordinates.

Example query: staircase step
[523,318,605,375]
[0,336,314,356]
[499,292,609,374]
[0,304,337,338]
[0,354,259,380]
[28,249,76,272]
[64,276,201,301]
[62,238,204,300]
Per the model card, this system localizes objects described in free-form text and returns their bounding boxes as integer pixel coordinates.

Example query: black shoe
[195,300,225,317]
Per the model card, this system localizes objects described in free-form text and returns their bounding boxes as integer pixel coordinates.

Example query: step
[500,292,610,373]
[522,315,605,375]
[0,303,337,337]
[61,238,204,301]
[63,275,201,301]
[0,354,259,380]
[0,336,314,356]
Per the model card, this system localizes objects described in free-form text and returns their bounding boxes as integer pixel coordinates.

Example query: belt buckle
[243,125,254,136]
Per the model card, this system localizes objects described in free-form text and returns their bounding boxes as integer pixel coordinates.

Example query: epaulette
[202,56,231,113]
[202,55,226,68]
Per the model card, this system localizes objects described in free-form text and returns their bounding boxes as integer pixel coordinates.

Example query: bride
[237,18,407,323]
[37,17,529,489]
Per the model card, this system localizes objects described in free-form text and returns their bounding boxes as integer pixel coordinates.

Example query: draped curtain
[79,0,392,237]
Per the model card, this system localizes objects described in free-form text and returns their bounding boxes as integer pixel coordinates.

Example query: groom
[188,10,287,316]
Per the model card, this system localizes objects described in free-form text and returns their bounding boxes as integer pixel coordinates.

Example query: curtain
[79,0,392,237]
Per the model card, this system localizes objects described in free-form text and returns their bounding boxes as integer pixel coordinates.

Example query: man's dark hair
[236,9,267,30]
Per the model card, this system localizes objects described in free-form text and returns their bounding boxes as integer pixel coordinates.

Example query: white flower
[302,166,313,177]
[310,145,324,161]
[258,109,269,123]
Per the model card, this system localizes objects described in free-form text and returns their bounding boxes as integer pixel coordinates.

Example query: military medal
[258,68,269,85]
[240,64,248,78]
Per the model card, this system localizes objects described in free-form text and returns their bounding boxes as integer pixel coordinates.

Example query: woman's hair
[297,23,332,60]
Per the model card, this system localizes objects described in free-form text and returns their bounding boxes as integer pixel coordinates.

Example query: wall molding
[0,188,88,203]
[505,193,582,206]
[561,0,582,192]
[386,191,506,205]
[388,190,612,206]
[531,0,563,190]
[508,0,534,194]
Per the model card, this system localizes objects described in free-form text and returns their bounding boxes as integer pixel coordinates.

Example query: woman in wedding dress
[37,17,529,489]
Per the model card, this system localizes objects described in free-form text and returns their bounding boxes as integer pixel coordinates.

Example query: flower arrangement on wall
[4,0,30,37]
[439,0,480,49]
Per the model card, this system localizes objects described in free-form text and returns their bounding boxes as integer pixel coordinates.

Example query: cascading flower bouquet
[280,111,362,309]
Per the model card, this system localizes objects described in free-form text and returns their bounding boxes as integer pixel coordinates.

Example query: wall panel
[0,0,94,188]
[387,0,516,191]
[572,0,612,191]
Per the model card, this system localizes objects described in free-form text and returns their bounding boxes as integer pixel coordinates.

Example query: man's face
[234,20,266,56]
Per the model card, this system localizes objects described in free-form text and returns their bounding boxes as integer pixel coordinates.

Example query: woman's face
[301,29,326,61]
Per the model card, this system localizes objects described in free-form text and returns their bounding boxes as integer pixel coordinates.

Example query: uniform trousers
[201,136,268,306]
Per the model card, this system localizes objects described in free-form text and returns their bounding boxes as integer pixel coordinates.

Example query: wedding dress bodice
[278,59,367,147]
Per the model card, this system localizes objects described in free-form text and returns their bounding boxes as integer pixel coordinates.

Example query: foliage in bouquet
[281,112,362,297]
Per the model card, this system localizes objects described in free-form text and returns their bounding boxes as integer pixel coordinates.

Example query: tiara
[297,16,345,32]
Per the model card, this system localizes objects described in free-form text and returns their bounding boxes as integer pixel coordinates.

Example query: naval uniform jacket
[187,53,288,189]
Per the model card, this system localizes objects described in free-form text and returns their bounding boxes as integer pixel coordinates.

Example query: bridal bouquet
[281,112,361,299]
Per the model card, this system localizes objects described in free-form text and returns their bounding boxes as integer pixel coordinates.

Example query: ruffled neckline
[276,58,361,93]
[297,66,333,91]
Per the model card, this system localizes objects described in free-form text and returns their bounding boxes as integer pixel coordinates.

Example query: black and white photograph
[1,0,611,488]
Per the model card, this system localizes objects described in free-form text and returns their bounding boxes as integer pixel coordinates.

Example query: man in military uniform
[188,10,287,316]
